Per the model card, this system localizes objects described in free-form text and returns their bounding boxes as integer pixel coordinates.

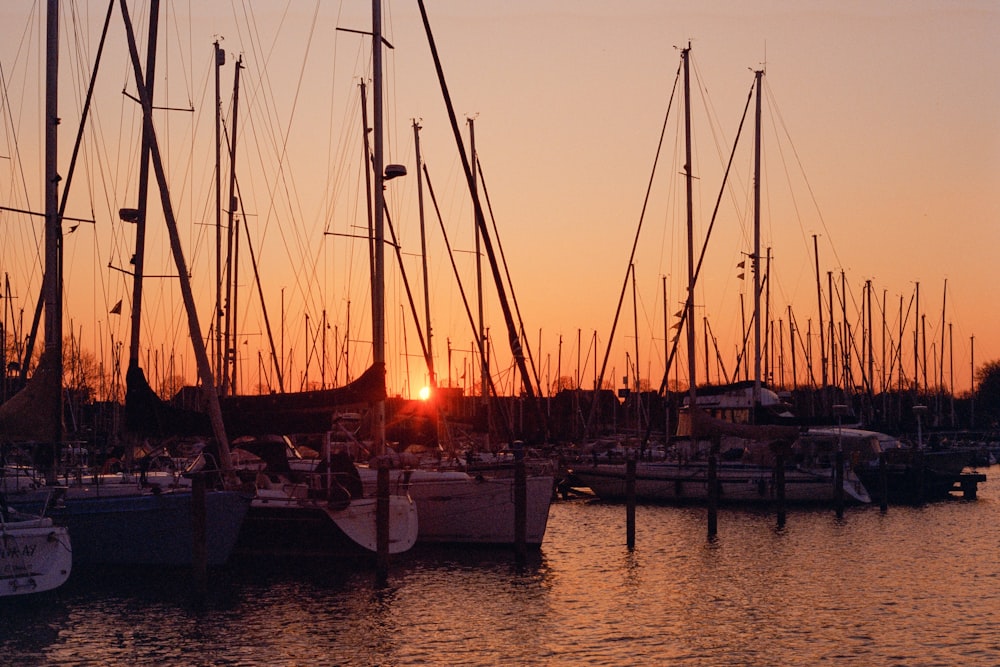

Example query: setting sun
[418,386,431,401]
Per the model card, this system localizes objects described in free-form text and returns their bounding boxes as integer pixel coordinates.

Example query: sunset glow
[0,2,996,400]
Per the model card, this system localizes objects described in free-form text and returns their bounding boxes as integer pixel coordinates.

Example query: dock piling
[626,455,636,549]
[514,440,527,563]
[878,452,888,512]
[191,473,207,598]
[707,444,718,539]
[835,450,845,519]
[376,463,390,585]
[775,446,786,529]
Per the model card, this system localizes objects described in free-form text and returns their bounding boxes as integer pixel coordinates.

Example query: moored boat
[571,457,870,505]
[0,502,72,597]
[358,465,553,546]
[228,435,418,558]
[5,479,250,567]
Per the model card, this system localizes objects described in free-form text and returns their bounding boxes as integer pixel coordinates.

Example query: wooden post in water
[834,450,845,519]
[513,440,527,562]
[707,436,719,539]
[626,454,637,549]
[774,443,786,529]
[376,462,390,584]
[913,405,927,505]
[833,404,848,519]
[878,451,888,512]
[914,449,925,505]
[191,474,207,595]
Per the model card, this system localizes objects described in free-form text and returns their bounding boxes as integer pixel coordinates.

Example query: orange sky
[1,1,997,401]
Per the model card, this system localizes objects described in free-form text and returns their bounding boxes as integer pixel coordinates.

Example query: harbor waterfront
[1,474,997,666]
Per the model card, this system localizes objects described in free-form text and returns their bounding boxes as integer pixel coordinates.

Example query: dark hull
[233,493,418,559]
[857,455,975,504]
[8,489,251,567]
[234,504,375,559]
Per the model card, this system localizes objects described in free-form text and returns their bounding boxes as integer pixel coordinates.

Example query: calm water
[2,474,999,666]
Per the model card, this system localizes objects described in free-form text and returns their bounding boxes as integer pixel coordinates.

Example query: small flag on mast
[110,300,122,315]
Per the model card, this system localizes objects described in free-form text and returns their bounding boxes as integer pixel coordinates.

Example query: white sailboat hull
[238,489,418,557]
[1,517,72,597]
[359,468,554,546]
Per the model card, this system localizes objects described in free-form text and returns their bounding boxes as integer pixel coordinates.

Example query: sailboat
[203,1,420,560]
[571,51,870,506]
[2,0,250,568]
[0,499,72,598]
[345,1,554,548]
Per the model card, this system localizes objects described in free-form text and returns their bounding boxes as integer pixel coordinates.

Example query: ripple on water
[1,478,997,665]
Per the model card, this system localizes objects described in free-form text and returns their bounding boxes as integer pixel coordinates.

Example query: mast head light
[118,208,140,223]
[384,164,407,180]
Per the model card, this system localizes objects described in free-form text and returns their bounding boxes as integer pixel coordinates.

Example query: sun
[418,386,431,401]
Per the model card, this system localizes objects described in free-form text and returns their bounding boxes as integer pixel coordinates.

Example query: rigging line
[383,201,430,372]
[763,79,842,270]
[422,161,504,407]
[234,0,319,290]
[691,54,749,234]
[21,0,115,383]
[474,153,542,396]
[665,77,756,393]
[585,56,683,435]
[417,0,540,443]
[233,172,283,391]
[0,63,43,272]
[164,1,195,108]
[761,81,812,271]
[637,76,756,449]
[320,9,348,242]
[785,307,816,388]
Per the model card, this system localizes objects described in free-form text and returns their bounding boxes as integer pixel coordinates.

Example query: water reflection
[1,479,997,665]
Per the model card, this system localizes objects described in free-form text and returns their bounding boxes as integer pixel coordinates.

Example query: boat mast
[371,0,387,456]
[214,40,224,391]
[752,68,763,409]
[413,119,436,388]
[44,0,61,446]
[416,0,543,431]
[119,0,234,476]
[223,55,243,395]
[813,234,826,387]
[127,0,160,369]
[682,44,696,409]
[469,117,487,409]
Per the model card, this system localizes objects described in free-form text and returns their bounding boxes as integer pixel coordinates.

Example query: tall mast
[128,0,160,367]
[413,119,435,387]
[223,55,243,395]
[119,0,233,476]
[752,68,763,408]
[914,281,920,393]
[359,80,375,375]
[416,0,542,426]
[214,40,225,391]
[814,234,826,387]
[371,0,387,456]
[469,117,487,405]
[682,45,696,408]
[44,0,61,443]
